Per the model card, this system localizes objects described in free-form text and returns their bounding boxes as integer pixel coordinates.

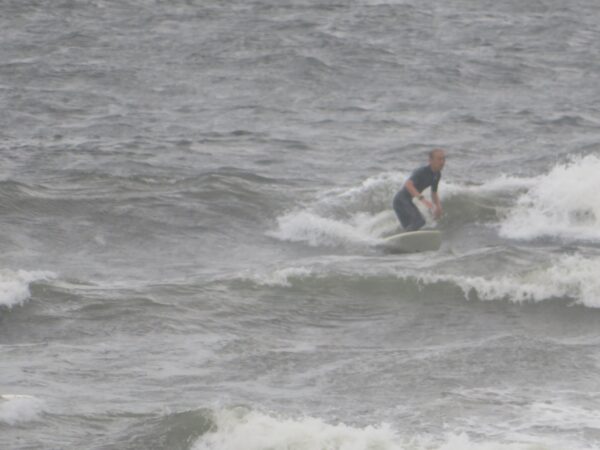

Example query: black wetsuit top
[399,165,441,198]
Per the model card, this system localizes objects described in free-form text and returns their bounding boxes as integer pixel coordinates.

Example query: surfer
[393,149,445,231]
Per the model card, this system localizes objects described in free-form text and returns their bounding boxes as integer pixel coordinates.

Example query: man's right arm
[405,180,434,210]
[404,180,420,198]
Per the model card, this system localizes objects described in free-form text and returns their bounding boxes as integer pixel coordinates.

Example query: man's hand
[421,197,442,219]
[420,198,434,211]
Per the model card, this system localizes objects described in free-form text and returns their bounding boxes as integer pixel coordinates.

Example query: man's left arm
[431,191,442,219]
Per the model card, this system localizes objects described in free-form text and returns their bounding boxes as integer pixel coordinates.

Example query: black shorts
[393,191,425,231]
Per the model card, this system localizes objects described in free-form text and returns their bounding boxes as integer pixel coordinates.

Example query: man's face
[430,150,446,172]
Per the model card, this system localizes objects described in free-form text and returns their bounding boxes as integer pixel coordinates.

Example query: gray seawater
[2,1,600,449]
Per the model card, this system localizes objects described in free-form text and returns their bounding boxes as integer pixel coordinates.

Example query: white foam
[528,401,600,431]
[268,171,410,248]
[331,170,536,202]
[445,174,538,196]
[411,253,600,307]
[270,158,600,247]
[316,172,406,209]
[500,155,600,241]
[268,169,446,248]
[0,270,55,308]
[0,395,45,425]
[244,266,316,287]
[235,250,600,307]
[193,408,560,450]
[268,210,388,248]
[268,168,540,249]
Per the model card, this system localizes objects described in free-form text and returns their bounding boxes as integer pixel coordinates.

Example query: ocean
[2,1,600,449]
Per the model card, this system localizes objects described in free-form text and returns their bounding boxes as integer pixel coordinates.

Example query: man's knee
[405,206,425,231]
[406,215,425,231]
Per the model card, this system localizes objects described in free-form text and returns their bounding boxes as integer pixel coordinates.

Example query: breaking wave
[267,169,542,248]
[234,252,600,307]
[269,155,600,248]
[499,155,600,241]
[193,407,562,450]
[0,270,55,309]
[0,395,45,425]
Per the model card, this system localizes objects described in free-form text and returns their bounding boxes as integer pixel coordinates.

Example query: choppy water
[2,1,600,449]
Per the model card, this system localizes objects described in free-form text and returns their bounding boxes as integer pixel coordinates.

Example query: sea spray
[0,270,55,308]
[500,155,600,241]
[193,408,562,450]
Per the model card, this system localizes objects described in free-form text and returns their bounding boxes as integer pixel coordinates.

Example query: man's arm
[431,191,442,219]
[406,180,434,210]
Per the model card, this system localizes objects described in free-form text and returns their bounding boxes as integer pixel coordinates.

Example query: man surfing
[393,149,445,231]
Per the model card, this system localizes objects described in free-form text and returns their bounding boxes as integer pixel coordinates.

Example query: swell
[220,251,600,308]
[0,277,195,345]
[105,408,214,450]
[108,406,566,450]
[0,167,292,235]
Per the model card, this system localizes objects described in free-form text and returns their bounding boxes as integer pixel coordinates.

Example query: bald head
[428,148,446,172]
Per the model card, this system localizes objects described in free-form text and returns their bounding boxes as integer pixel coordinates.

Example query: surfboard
[379,230,441,253]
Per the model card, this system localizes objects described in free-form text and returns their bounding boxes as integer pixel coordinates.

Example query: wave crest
[268,170,541,248]
[0,395,45,425]
[500,155,600,241]
[233,253,600,307]
[0,270,55,309]
[193,407,559,450]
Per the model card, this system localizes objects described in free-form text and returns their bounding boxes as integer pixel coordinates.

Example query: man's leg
[393,192,425,231]
[405,208,425,231]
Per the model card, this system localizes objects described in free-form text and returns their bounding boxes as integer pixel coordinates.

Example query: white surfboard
[379,230,441,253]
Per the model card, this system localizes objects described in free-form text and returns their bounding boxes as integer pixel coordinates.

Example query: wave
[112,408,213,450]
[0,166,290,239]
[414,253,600,306]
[0,270,55,309]
[114,406,567,450]
[0,395,45,425]
[267,172,409,248]
[267,210,389,248]
[193,408,398,450]
[233,252,600,307]
[267,170,538,248]
[269,155,600,248]
[0,167,289,202]
[499,154,600,241]
[268,172,428,248]
[240,265,316,287]
[192,407,561,450]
